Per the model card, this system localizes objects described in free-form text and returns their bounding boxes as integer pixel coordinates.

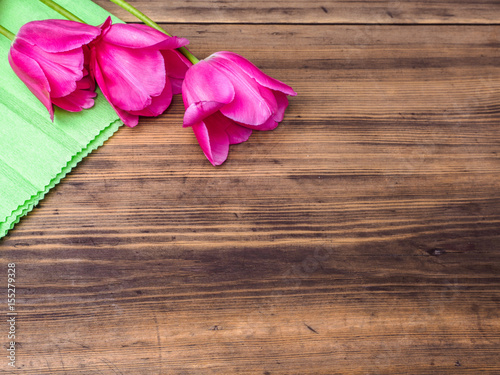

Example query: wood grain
[1,3,500,375]
[93,0,500,24]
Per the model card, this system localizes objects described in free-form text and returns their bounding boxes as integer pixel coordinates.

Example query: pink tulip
[90,17,191,127]
[182,51,297,166]
[8,19,101,121]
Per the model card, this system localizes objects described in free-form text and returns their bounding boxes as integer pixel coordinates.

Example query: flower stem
[0,25,15,41]
[108,0,200,64]
[38,0,85,23]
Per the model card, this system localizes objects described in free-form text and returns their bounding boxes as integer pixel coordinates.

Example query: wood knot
[426,248,446,256]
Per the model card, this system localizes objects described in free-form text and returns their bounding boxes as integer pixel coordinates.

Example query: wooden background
[2,0,500,373]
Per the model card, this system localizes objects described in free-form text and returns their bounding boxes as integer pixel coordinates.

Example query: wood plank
[93,0,500,25]
[2,23,500,374]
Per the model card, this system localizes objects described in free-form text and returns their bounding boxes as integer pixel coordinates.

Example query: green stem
[38,0,85,23]
[109,0,199,64]
[0,25,15,41]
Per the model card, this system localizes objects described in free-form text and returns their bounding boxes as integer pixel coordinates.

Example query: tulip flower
[182,51,297,165]
[8,19,101,121]
[90,17,191,127]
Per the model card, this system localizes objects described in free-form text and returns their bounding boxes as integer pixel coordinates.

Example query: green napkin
[0,0,124,238]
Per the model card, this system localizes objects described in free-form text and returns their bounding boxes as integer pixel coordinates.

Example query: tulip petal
[129,77,173,117]
[102,23,189,50]
[206,111,253,144]
[113,107,139,127]
[8,48,53,120]
[192,112,253,165]
[51,86,96,112]
[214,51,297,96]
[208,56,274,126]
[169,77,184,96]
[93,40,166,111]
[40,48,84,98]
[238,116,279,131]
[182,60,235,126]
[128,50,177,117]
[81,46,95,91]
[258,84,278,117]
[184,101,228,128]
[192,119,229,166]
[16,19,100,53]
[163,50,192,79]
[97,16,112,37]
[225,121,253,144]
[162,50,192,95]
[12,39,83,98]
[273,91,289,122]
[92,56,138,127]
[75,73,95,91]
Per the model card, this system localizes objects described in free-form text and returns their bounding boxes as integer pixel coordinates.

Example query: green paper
[0,0,124,238]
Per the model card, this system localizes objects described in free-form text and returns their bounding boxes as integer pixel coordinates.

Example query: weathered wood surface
[1,1,500,374]
[94,0,500,24]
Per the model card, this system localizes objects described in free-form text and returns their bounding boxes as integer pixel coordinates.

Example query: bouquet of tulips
[0,0,296,166]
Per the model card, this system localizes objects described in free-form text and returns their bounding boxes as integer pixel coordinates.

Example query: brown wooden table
[2,0,499,373]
